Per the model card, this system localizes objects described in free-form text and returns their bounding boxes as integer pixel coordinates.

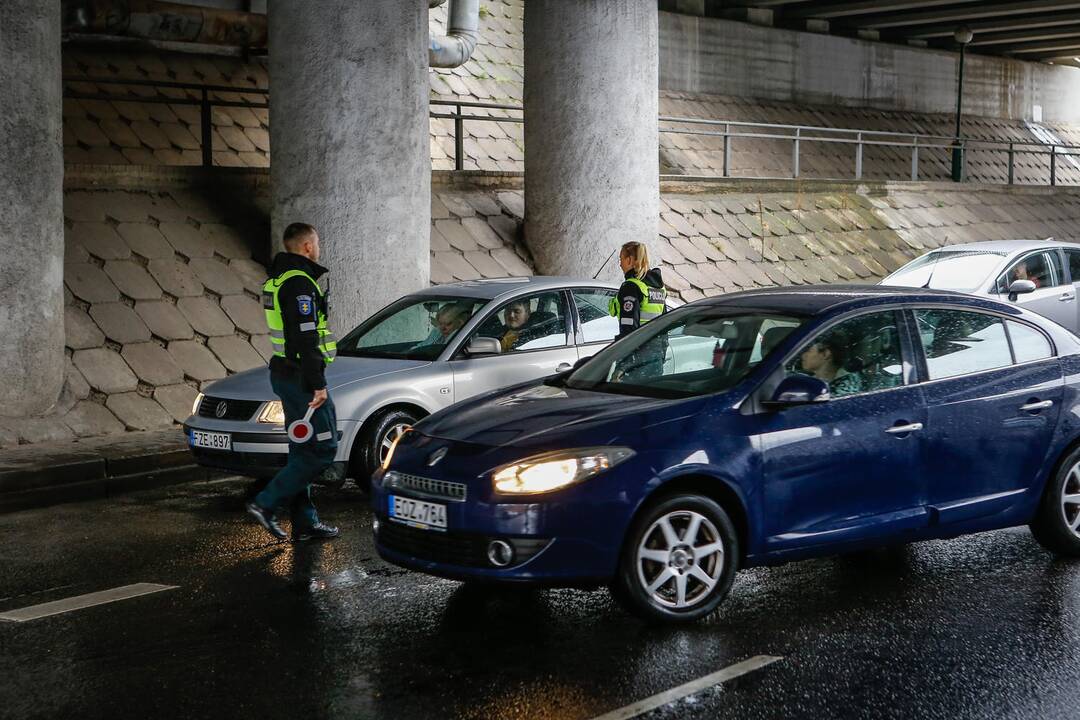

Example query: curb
[0,430,218,513]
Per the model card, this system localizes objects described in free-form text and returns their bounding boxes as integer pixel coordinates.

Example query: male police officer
[246,222,340,541]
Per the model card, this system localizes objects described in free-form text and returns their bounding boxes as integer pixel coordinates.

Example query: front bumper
[370,461,641,585]
[183,420,353,478]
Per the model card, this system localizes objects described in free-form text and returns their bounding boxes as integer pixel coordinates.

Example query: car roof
[928,238,1063,255]
[408,276,620,301]
[698,284,980,315]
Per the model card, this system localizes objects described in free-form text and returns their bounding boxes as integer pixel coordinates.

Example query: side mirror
[466,336,501,356]
[1007,279,1036,302]
[572,356,591,371]
[764,375,830,409]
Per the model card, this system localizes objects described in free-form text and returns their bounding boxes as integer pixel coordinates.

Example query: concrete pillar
[0,1,64,417]
[524,0,659,281]
[269,1,430,332]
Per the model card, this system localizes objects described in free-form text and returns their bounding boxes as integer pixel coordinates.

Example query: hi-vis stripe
[321,332,337,361]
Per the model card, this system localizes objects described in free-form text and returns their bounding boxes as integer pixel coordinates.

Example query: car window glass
[565,311,806,399]
[887,250,1005,292]
[470,291,569,353]
[1068,250,1080,284]
[1008,321,1053,363]
[784,311,904,399]
[337,296,486,361]
[750,317,802,363]
[572,289,619,344]
[915,309,1012,380]
[997,252,1060,292]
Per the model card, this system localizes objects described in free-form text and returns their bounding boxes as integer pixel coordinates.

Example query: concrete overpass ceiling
[729,0,1080,63]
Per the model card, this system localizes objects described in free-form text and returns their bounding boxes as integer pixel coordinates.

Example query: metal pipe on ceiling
[62,0,267,47]
[429,0,480,68]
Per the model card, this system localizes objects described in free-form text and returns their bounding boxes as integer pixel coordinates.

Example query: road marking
[0,583,178,623]
[590,654,783,720]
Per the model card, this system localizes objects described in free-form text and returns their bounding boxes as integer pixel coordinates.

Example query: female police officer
[609,241,667,338]
[607,241,668,382]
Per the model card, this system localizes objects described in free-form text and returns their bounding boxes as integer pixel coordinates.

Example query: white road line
[0,583,178,623]
[590,654,783,720]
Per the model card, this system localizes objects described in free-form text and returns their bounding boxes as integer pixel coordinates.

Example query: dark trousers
[254,371,338,529]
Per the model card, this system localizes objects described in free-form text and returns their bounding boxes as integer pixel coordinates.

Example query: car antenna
[922,236,947,289]
[593,248,618,279]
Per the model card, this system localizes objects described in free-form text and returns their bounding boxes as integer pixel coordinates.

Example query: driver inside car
[414,303,468,349]
[796,330,862,397]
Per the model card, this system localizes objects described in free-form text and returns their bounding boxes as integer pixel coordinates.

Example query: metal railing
[659,116,1080,186]
[61,76,1080,185]
[63,76,269,167]
[430,99,523,171]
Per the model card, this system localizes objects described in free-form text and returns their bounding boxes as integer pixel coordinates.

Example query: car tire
[354,408,420,487]
[613,493,739,623]
[1030,446,1080,557]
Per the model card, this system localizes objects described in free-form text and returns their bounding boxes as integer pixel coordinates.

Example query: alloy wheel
[1061,460,1080,538]
[636,510,725,610]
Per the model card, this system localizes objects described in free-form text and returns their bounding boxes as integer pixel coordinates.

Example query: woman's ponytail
[619,241,650,280]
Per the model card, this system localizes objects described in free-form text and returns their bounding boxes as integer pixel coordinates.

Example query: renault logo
[215,401,228,418]
[427,447,449,467]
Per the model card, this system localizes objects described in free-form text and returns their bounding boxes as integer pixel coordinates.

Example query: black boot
[246,502,286,540]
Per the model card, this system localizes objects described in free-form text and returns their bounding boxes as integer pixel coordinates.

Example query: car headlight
[192,392,204,416]
[257,400,285,425]
[491,447,635,495]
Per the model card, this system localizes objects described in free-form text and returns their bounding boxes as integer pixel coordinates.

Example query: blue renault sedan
[372,285,1080,622]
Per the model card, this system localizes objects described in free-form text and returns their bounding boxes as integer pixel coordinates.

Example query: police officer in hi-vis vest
[246,222,340,542]
[608,241,668,381]
[609,241,667,337]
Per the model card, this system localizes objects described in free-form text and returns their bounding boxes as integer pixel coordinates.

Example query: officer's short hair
[283,222,317,251]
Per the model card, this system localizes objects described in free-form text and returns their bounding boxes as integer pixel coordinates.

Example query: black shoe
[293,523,340,542]
[246,501,286,540]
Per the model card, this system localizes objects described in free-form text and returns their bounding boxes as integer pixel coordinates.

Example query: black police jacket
[616,267,665,338]
[267,252,330,392]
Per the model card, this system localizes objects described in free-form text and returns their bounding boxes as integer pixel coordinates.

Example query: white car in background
[880,239,1080,334]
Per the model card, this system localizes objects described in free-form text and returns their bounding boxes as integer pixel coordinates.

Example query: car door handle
[556,363,572,373]
[885,422,923,434]
[1060,292,1076,302]
[1020,400,1053,412]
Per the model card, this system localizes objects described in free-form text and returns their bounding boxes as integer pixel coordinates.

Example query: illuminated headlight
[191,392,204,416]
[257,400,285,425]
[491,447,635,495]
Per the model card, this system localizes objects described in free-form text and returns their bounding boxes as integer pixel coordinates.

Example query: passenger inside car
[1012,259,1043,288]
[477,297,561,352]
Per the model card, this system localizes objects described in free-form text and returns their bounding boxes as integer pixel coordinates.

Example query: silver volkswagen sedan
[183,276,628,485]
[880,239,1080,334]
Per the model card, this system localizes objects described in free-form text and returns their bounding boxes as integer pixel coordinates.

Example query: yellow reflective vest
[262,269,337,364]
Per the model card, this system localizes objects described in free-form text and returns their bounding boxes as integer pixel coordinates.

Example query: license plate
[190,430,231,451]
[389,495,447,531]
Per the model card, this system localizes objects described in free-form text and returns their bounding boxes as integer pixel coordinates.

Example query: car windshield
[563,308,807,399]
[884,250,1006,291]
[336,295,488,361]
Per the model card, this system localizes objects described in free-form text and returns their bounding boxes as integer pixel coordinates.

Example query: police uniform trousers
[255,370,338,529]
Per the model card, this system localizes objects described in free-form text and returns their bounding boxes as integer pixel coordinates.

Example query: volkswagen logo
[214,401,228,418]
[427,447,449,467]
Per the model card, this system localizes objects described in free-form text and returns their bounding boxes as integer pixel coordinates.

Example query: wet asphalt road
[3,476,1080,720]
